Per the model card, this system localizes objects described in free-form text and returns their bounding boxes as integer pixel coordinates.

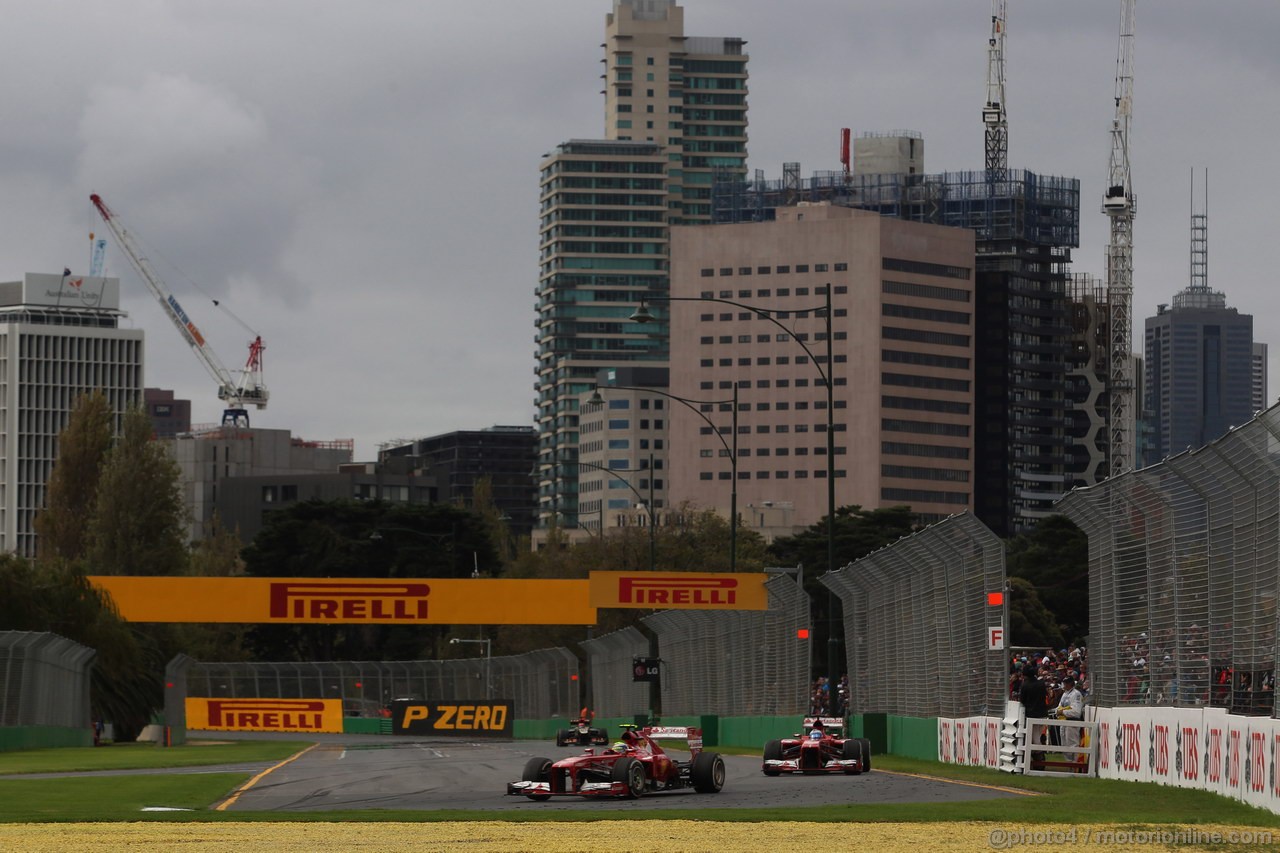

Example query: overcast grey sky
[2,1,1277,459]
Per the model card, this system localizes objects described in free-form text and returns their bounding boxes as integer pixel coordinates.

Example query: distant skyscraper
[1143,292,1254,467]
[534,1,748,527]
[0,273,142,556]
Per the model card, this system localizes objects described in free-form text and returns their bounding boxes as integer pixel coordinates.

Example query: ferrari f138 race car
[554,708,608,747]
[761,716,872,776]
[509,724,726,800]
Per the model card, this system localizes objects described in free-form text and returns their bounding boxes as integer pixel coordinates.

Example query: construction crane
[88,233,107,277]
[982,0,1009,186]
[1104,0,1136,476]
[90,193,268,427]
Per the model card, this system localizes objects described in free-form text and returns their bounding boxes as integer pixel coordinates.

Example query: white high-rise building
[0,272,143,556]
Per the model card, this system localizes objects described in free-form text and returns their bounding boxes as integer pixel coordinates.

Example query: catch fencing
[581,627,650,718]
[821,512,1007,718]
[1059,403,1280,715]
[0,631,95,728]
[641,573,810,717]
[167,647,579,723]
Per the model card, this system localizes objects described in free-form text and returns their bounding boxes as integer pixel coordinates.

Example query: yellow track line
[214,743,318,811]
[875,768,1040,796]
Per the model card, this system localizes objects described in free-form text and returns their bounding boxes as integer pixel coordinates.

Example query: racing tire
[692,751,726,793]
[841,739,862,775]
[555,729,569,747]
[611,755,646,799]
[857,738,872,772]
[521,757,553,801]
[762,739,784,776]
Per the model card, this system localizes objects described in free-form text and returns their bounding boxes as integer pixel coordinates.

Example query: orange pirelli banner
[186,698,343,733]
[88,576,596,625]
[588,571,769,610]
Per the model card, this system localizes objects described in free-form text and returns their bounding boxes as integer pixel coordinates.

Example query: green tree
[86,406,189,576]
[241,499,498,661]
[34,391,113,563]
[1008,575,1066,649]
[1006,514,1089,643]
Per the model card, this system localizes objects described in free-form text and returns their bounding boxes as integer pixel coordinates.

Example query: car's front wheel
[762,739,783,776]
[521,757,553,801]
[692,751,726,793]
[841,739,862,775]
[611,756,646,798]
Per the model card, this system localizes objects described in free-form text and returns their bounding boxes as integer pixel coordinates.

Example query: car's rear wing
[642,725,704,751]
[800,716,846,734]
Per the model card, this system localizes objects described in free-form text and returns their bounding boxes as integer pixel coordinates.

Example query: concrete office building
[664,205,976,530]
[712,134,1080,536]
[167,426,354,543]
[534,0,748,529]
[0,273,143,556]
[379,426,538,542]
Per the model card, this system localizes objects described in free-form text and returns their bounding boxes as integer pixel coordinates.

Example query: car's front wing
[762,758,862,774]
[507,780,631,798]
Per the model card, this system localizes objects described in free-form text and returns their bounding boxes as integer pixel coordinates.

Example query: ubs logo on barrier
[268,581,430,621]
[186,698,342,733]
[391,700,513,737]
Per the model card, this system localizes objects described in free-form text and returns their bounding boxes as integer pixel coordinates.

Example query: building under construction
[712,137,1080,536]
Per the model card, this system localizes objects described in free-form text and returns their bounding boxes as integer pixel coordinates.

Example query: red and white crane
[983,0,1009,185]
[90,193,269,427]
[1104,0,1136,476]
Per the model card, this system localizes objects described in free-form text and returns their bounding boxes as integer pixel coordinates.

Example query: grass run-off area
[2,742,1280,827]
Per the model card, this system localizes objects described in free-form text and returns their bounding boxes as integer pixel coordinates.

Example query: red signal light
[987,592,1004,606]
[797,628,810,640]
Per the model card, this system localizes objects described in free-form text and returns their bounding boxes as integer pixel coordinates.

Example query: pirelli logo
[186,698,342,733]
[268,581,430,621]
[589,571,768,610]
[391,700,514,738]
[621,576,737,606]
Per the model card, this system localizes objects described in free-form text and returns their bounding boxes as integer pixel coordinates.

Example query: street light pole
[590,384,738,571]
[569,457,656,571]
[632,285,840,709]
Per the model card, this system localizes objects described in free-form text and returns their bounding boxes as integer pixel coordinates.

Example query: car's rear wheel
[611,756,646,798]
[762,739,783,776]
[692,751,726,793]
[522,757,553,801]
[841,739,862,775]
[858,738,873,772]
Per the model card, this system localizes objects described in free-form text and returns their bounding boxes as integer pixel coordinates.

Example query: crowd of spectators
[1008,644,1089,714]
[808,674,849,717]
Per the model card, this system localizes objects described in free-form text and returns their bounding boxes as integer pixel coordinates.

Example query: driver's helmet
[809,729,824,740]
[611,740,629,752]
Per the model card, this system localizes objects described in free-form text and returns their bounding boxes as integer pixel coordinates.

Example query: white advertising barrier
[1203,707,1229,798]
[1093,706,1116,777]
[937,716,1002,767]
[983,716,1002,769]
[1243,716,1276,811]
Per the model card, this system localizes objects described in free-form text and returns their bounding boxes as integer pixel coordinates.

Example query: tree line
[1,391,1087,738]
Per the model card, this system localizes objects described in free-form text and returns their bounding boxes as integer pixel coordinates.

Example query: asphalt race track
[200,733,1026,812]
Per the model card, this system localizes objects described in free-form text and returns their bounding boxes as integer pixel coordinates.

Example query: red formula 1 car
[761,716,872,776]
[555,708,608,747]
[509,724,726,800]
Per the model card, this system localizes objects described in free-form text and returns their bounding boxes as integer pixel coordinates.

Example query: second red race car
[509,724,726,800]
[761,716,871,776]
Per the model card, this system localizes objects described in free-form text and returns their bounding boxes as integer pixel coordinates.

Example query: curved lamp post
[589,383,738,571]
[631,286,841,712]
[571,453,657,572]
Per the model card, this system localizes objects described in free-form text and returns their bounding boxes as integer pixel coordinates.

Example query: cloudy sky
[3,1,1277,459]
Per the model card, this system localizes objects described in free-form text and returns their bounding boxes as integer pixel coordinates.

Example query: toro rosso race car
[762,716,872,776]
[509,724,726,800]
[555,709,608,747]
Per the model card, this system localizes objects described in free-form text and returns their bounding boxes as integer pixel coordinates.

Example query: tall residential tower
[534,1,748,528]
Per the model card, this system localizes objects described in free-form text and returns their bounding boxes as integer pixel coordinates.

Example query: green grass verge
[3,745,1280,827]
[0,740,311,774]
